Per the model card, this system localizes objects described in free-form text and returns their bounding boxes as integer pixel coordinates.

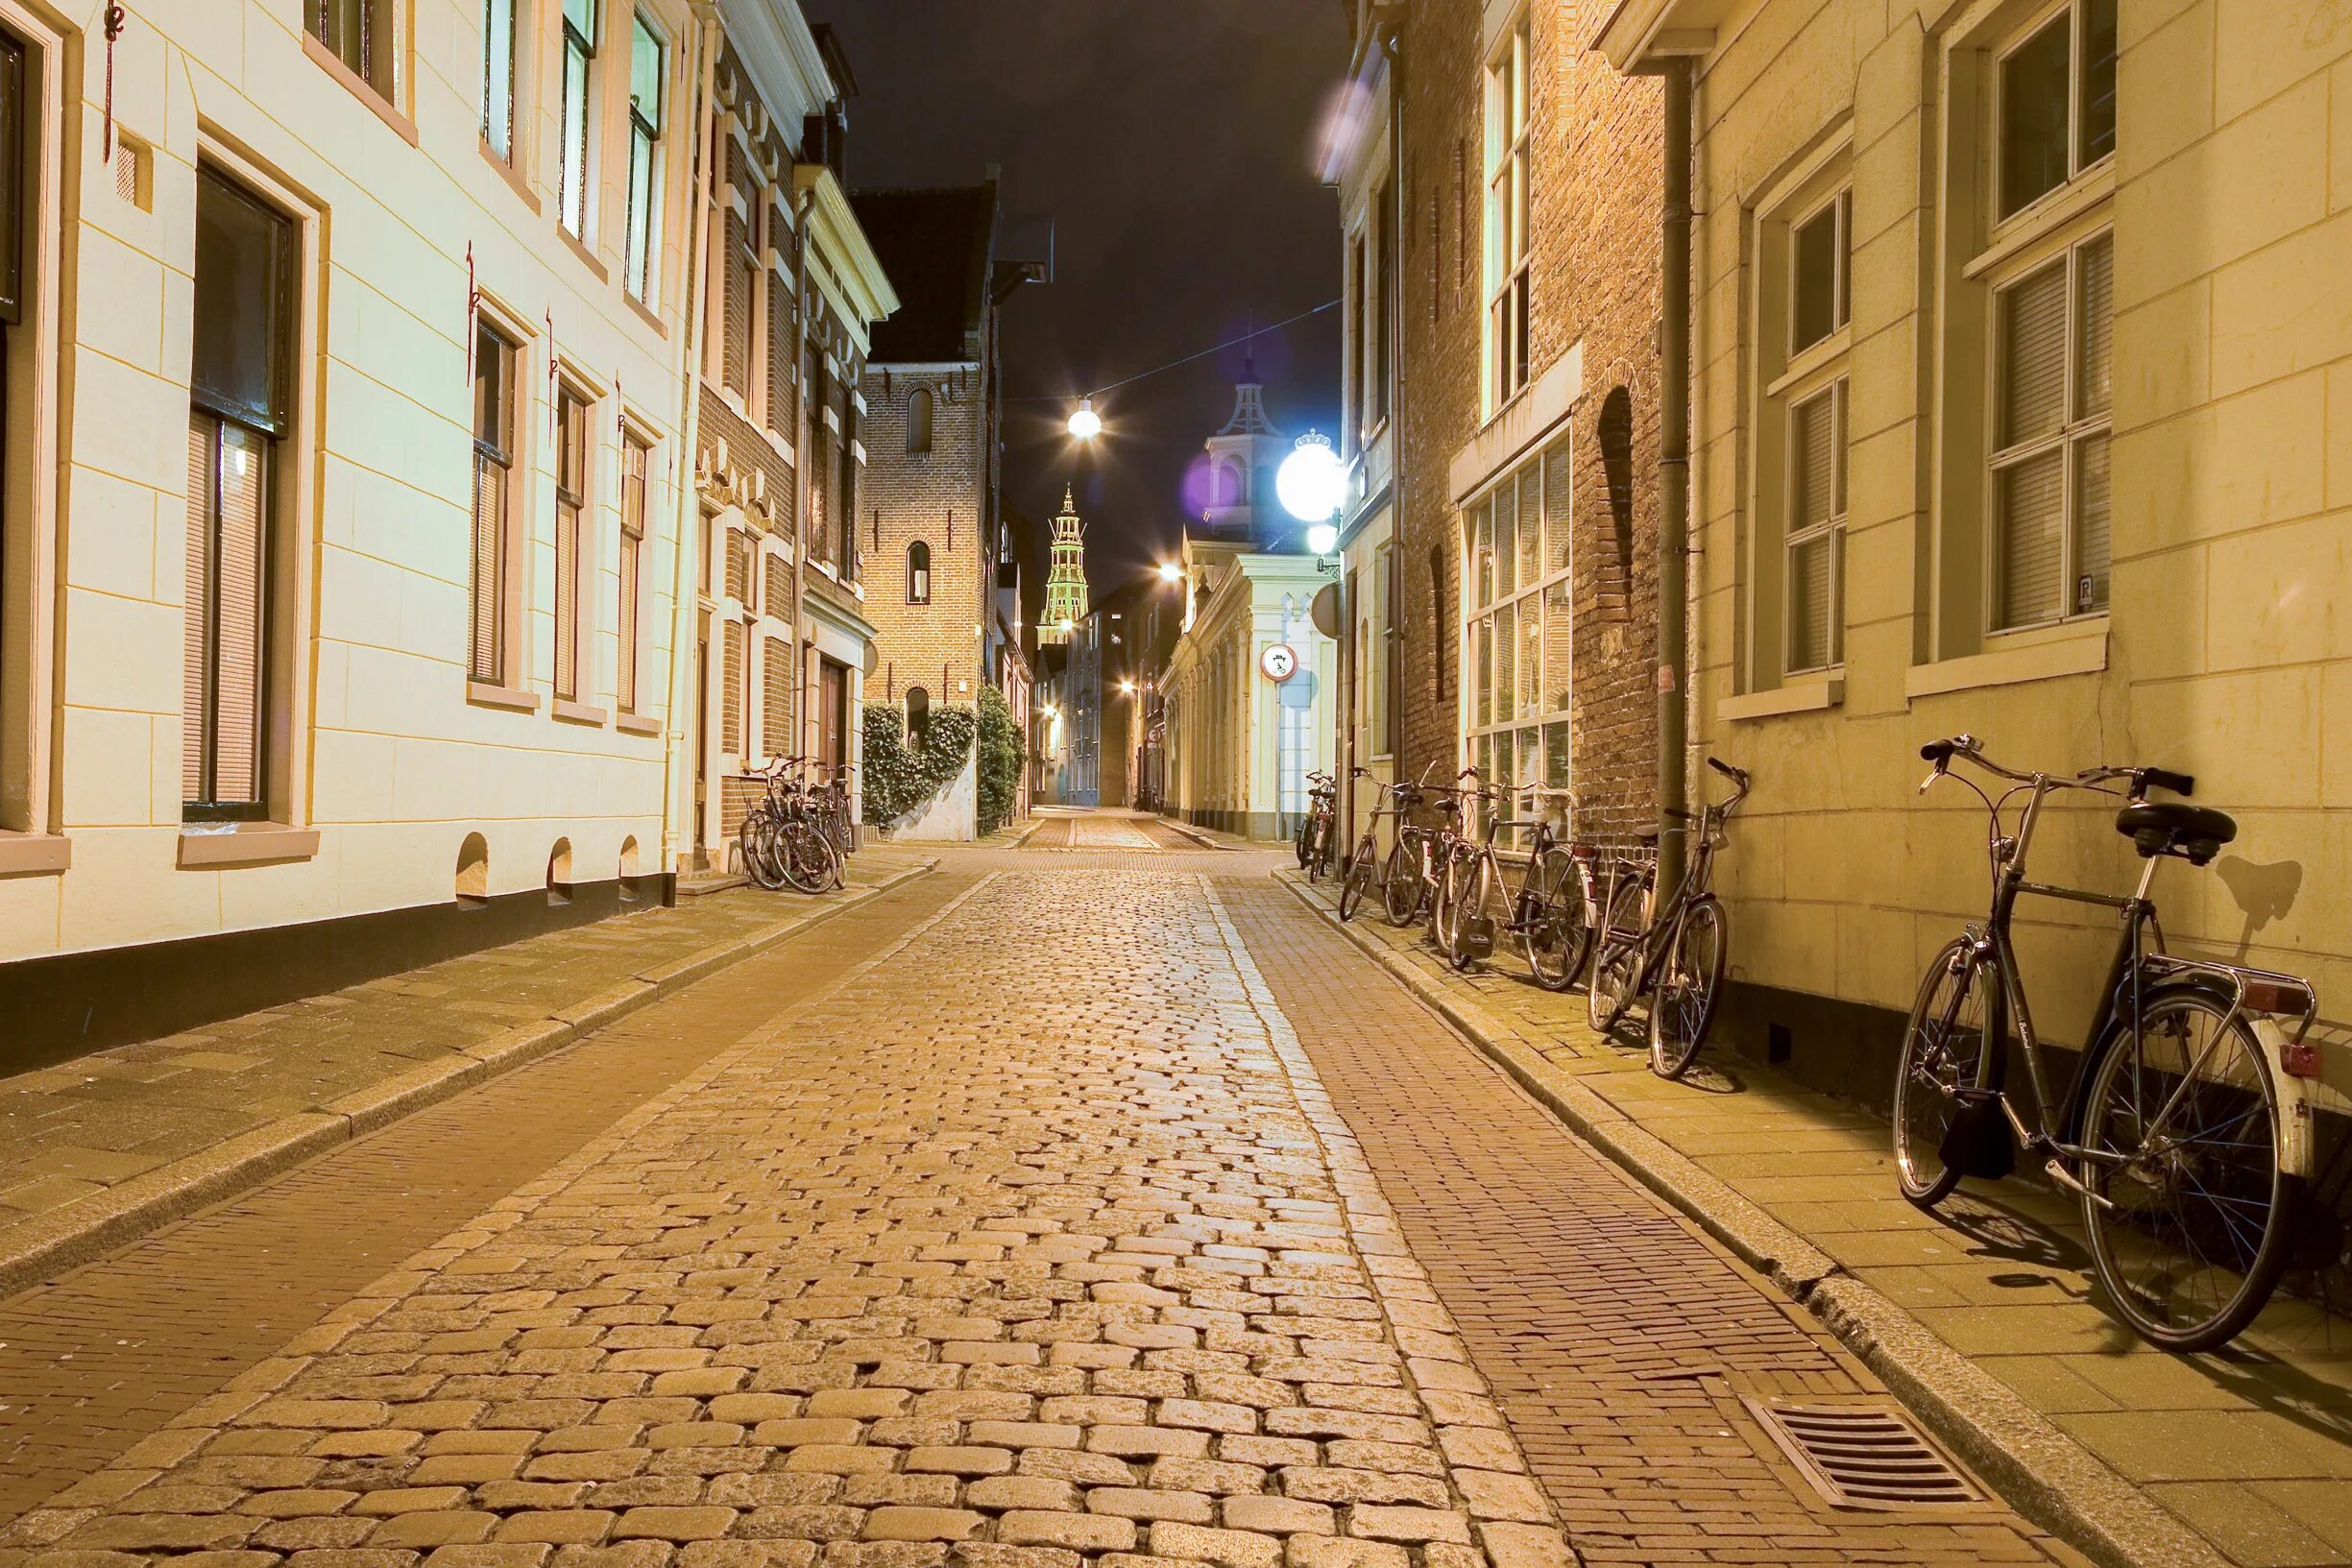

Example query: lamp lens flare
[1306,522,1340,556]
[1157,562,1182,582]
[1276,431,1347,525]
[1068,398,1103,441]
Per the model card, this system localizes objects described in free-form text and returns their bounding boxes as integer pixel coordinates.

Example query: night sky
[814,1,1350,597]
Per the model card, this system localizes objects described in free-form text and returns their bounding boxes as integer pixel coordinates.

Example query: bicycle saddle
[2116,802,2236,865]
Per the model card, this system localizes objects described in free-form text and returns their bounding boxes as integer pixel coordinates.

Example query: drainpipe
[1654,58,1693,891]
[788,181,814,775]
[657,0,720,884]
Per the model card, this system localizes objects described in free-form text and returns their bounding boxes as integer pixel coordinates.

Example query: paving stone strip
[0,870,991,1526]
[0,868,1579,1568]
[0,852,936,1301]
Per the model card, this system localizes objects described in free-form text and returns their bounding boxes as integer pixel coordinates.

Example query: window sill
[177,822,321,869]
[552,698,609,727]
[303,34,418,147]
[625,291,667,338]
[467,679,543,713]
[0,832,70,877]
[617,711,664,736]
[559,225,610,284]
[1767,327,1853,400]
[1906,619,2108,699]
[479,137,540,212]
[1718,676,1844,722]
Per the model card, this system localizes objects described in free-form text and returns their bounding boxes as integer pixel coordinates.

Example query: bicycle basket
[1459,913,1496,961]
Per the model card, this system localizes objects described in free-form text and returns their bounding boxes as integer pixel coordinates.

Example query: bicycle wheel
[1382,837,1423,926]
[740,809,786,891]
[1523,849,1592,992]
[1587,873,1646,1035]
[1296,814,1315,870]
[1892,938,2003,1209]
[1647,895,1727,1079]
[1447,856,1497,973]
[1337,835,1378,922]
[1431,850,1467,954]
[2077,987,2297,1352]
[779,821,828,893]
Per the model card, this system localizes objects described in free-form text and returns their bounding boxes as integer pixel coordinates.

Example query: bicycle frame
[1954,778,2323,1178]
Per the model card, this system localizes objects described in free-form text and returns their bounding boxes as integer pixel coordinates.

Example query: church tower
[1041,485,1089,643]
[1200,359,1288,544]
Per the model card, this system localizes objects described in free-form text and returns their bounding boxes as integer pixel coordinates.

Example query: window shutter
[722,618,745,753]
[471,452,504,680]
[2076,234,2113,420]
[763,636,790,754]
[213,424,267,805]
[182,417,213,804]
[1998,448,2066,629]
[2000,260,2068,447]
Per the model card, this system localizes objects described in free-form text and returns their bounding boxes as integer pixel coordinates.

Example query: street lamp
[1067,397,1103,441]
[1277,430,1346,555]
[1156,561,1183,583]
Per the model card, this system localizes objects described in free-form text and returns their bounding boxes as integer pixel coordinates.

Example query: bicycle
[1297,771,1338,880]
[1373,763,1460,927]
[1898,734,2322,1352]
[738,758,845,895]
[1588,757,1752,1078]
[1439,783,1594,990]
[1338,768,1422,923]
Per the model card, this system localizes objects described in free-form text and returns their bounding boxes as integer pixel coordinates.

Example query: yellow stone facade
[1594,0,2352,1064]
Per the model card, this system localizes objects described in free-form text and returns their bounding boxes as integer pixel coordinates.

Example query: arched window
[906,686,931,750]
[908,540,932,603]
[1211,463,1242,508]
[907,387,934,453]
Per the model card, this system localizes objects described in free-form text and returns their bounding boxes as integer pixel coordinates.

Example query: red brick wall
[1393,1,1665,837]
[861,364,989,714]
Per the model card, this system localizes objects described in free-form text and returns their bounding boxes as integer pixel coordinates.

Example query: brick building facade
[1361,0,1665,839]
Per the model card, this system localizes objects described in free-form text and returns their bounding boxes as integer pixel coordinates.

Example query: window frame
[552,376,593,703]
[556,0,599,241]
[617,421,651,715]
[481,0,519,163]
[907,385,934,454]
[1458,431,1574,811]
[305,0,401,105]
[0,6,60,853]
[1991,0,2117,228]
[622,9,666,302]
[470,314,524,689]
[908,539,931,604]
[1482,9,1532,420]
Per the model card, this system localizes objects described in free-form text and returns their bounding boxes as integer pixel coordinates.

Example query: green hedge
[861,702,976,826]
[977,685,1027,835]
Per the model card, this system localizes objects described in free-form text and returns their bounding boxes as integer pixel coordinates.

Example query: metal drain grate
[1744,1399,1982,1511]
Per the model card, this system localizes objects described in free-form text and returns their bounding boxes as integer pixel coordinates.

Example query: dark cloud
[814,0,1346,591]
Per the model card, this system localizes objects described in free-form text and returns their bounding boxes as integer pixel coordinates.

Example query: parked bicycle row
[1303,739,2330,1355]
[737,758,856,894]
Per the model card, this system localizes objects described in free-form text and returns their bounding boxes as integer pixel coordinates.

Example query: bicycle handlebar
[1918,734,2194,801]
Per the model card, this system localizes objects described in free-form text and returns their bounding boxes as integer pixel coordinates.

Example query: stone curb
[0,858,939,1306]
[1277,870,2229,1568]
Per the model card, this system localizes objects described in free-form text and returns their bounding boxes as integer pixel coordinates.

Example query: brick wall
[1392,1,1665,838]
[861,365,989,714]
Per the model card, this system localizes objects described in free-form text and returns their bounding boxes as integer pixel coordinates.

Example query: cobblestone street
[0,844,2077,1568]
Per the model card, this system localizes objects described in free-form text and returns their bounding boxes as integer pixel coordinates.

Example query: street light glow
[1120,679,1137,695]
[1156,561,1183,583]
[1276,430,1346,526]
[1306,522,1340,556]
[1068,398,1103,441]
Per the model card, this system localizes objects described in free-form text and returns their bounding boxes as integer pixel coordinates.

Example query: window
[1348,230,1368,444]
[306,0,397,100]
[908,540,931,604]
[481,0,516,160]
[1790,193,1850,354]
[470,321,518,684]
[907,386,933,453]
[1381,543,1400,757]
[837,364,860,574]
[553,383,589,701]
[765,202,796,436]
[184,166,295,822]
[1991,233,2111,629]
[1484,13,1531,413]
[721,139,754,396]
[1998,0,2116,220]
[906,686,930,751]
[1462,432,1572,799]
[1785,383,1846,672]
[557,0,597,239]
[623,13,665,302]
[618,428,647,712]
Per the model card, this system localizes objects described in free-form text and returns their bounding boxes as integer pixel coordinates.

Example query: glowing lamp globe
[1067,398,1103,441]
[1305,522,1340,556]
[1277,430,1346,525]
[1156,561,1183,583]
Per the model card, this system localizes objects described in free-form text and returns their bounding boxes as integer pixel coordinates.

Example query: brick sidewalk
[1215,878,2074,1568]
[0,848,935,1297]
[1283,871,2352,1568]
